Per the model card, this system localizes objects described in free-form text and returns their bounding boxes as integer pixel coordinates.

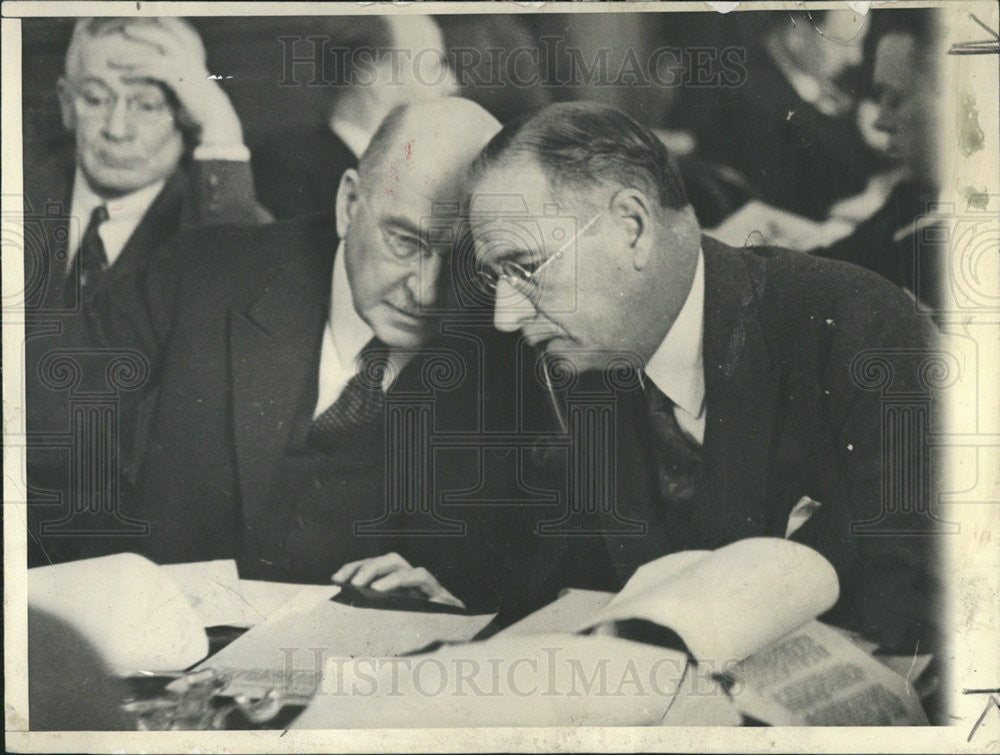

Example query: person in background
[677,9,878,220]
[23,16,266,312]
[252,15,457,220]
[435,14,551,123]
[815,9,945,315]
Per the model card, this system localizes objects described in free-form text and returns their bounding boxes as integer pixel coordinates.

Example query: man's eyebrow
[118,76,171,93]
[379,215,423,237]
[482,245,535,266]
[75,76,112,88]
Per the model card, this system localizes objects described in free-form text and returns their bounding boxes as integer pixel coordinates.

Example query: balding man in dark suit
[27,98,510,612]
[350,101,943,650]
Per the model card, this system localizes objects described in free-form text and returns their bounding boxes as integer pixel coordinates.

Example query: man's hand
[109,18,245,149]
[332,552,465,609]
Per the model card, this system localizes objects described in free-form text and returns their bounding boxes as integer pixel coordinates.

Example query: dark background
[23,12,873,150]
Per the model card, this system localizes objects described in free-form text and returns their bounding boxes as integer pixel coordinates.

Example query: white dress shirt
[314,244,375,417]
[643,249,707,445]
[313,243,411,418]
[67,170,165,269]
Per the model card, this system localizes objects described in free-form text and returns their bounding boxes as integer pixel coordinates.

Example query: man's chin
[374,322,436,350]
[80,165,160,198]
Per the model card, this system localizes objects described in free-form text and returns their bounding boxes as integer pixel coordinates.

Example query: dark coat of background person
[23,137,265,570]
[816,179,946,315]
[481,236,943,654]
[24,214,523,611]
[251,126,357,220]
[675,44,880,220]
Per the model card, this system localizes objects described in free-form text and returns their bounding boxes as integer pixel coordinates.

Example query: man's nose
[493,279,536,333]
[102,99,134,141]
[405,255,444,309]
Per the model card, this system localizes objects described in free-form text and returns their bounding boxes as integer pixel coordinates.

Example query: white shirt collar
[331,240,375,369]
[68,168,166,266]
[329,118,372,160]
[643,248,706,421]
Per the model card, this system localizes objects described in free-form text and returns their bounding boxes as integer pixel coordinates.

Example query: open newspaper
[293,538,928,727]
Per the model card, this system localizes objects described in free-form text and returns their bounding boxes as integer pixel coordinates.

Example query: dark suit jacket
[22,137,264,314]
[23,138,268,567]
[26,223,943,646]
[252,126,357,220]
[482,236,942,651]
[25,214,516,609]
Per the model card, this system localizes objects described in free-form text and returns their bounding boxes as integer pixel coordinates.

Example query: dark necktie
[77,204,110,290]
[643,375,703,505]
[307,337,390,453]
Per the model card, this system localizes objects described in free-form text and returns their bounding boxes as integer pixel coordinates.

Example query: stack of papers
[162,560,335,628]
[197,588,496,700]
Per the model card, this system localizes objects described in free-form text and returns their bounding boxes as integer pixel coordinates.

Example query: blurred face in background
[379,16,458,107]
[872,33,939,186]
[59,26,184,198]
[783,10,867,83]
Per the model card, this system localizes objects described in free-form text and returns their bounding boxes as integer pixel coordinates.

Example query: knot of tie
[307,337,391,453]
[78,204,110,288]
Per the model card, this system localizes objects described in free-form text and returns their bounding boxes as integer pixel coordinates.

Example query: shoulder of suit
[704,236,935,346]
[166,213,338,281]
[23,136,75,213]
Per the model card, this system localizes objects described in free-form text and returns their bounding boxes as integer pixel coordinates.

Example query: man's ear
[57,78,76,131]
[609,188,653,270]
[335,168,362,239]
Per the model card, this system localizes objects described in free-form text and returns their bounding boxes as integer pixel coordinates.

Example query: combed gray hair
[64,17,206,78]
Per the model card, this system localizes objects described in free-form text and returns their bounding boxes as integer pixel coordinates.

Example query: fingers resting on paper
[332,552,465,609]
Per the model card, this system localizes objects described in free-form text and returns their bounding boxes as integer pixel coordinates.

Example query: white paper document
[198,587,496,700]
[28,553,209,675]
[162,560,338,628]
[294,632,690,728]
[578,538,840,664]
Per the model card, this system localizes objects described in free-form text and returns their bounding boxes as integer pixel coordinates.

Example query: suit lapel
[229,232,334,530]
[110,168,186,276]
[696,236,780,547]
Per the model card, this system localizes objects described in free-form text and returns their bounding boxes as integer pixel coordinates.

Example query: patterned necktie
[307,337,390,453]
[643,375,703,504]
[77,204,110,289]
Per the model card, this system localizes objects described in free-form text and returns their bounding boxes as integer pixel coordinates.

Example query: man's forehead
[818,10,866,42]
[368,147,469,199]
[74,33,159,85]
[367,172,466,218]
[468,192,583,232]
